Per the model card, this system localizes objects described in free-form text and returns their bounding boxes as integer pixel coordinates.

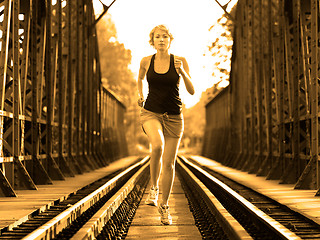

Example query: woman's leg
[161,136,182,206]
[142,119,164,188]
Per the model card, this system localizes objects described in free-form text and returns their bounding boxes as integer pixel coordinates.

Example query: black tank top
[144,54,182,114]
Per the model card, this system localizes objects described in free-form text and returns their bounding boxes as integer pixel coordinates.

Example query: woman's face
[153,29,171,51]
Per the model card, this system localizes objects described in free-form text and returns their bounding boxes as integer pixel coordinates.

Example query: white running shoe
[158,204,172,225]
[145,186,159,206]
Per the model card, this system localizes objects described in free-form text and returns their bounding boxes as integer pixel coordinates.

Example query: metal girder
[257,0,273,177]
[45,0,64,181]
[203,0,320,195]
[247,0,266,174]
[279,0,301,185]
[0,0,128,196]
[66,0,82,174]
[0,0,37,192]
[214,0,235,21]
[298,0,319,191]
[267,0,286,180]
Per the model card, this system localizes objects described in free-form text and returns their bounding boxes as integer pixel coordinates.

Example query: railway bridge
[0,0,319,239]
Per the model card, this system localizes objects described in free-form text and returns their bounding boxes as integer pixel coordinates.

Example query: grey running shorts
[140,108,184,138]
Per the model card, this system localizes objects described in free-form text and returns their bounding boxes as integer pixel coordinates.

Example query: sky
[93,0,236,108]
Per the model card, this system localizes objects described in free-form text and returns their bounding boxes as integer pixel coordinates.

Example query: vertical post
[12,0,21,182]
[268,0,285,180]
[0,0,13,183]
[93,29,106,164]
[75,0,88,172]
[0,0,11,110]
[75,0,80,161]
[86,2,100,167]
[246,0,256,171]
[278,0,285,180]
[237,0,251,170]
[13,0,36,190]
[45,0,52,173]
[87,1,92,162]
[258,0,273,176]
[239,0,246,165]
[67,0,82,174]
[82,0,87,161]
[56,0,73,176]
[311,0,319,191]
[266,0,273,172]
[57,0,63,170]
[0,0,12,183]
[0,0,16,196]
[30,0,52,185]
[45,0,64,180]
[249,0,263,174]
[82,0,97,169]
[234,0,244,169]
[292,0,301,182]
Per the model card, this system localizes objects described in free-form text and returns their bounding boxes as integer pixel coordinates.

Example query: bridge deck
[189,155,320,226]
[1,154,320,237]
[126,175,202,239]
[0,156,140,230]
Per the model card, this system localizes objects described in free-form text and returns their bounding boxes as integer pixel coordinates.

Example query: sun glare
[93,0,236,108]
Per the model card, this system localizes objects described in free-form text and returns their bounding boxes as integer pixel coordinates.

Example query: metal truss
[202,0,320,195]
[0,0,128,196]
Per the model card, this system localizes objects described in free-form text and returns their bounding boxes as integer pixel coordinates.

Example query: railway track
[182,156,320,239]
[178,156,300,240]
[0,157,150,240]
[1,155,318,239]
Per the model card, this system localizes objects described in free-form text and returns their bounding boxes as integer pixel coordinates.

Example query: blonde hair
[149,25,174,47]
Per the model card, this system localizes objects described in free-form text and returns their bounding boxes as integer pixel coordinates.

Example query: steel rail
[21,156,149,240]
[71,157,149,240]
[178,155,302,240]
[177,157,253,240]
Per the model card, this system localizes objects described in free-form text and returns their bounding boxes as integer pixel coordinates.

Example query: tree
[96,15,136,106]
[183,11,236,154]
[182,98,206,154]
[96,14,140,155]
[205,14,234,91]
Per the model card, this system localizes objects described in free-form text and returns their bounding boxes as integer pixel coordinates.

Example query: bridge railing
[203,0,320,194]
[0,0,128,196]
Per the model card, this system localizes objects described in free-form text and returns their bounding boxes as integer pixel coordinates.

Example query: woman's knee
[151,142,164,155]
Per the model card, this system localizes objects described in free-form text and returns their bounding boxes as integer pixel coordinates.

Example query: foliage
[181,96,206,154]
[202,10,235,104]
[95,14,140,155]
[184,10,236,154]
[96,14,136,106]
[206,15,234,86]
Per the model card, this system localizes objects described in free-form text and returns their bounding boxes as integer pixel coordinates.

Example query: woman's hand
[174,59,183,75]
[175,56,195,95]
[138,97,145,107]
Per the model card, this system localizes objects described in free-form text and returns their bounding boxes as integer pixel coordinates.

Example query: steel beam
[203,0,320,195]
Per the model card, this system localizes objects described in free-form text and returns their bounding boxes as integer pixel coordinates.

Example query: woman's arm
[137,57,147,107]
[175,57,195,95]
